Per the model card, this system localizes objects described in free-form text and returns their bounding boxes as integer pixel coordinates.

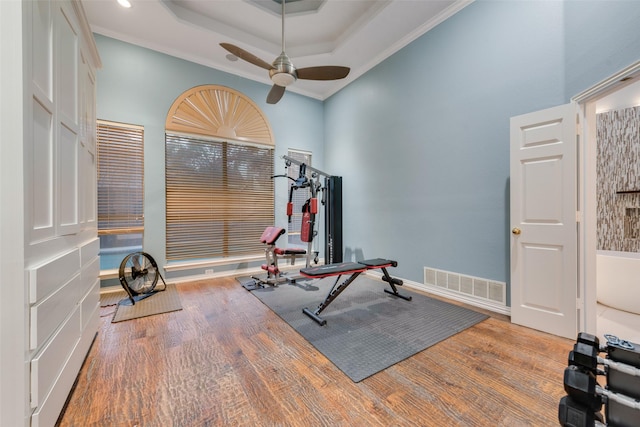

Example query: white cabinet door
[510,103,578,339]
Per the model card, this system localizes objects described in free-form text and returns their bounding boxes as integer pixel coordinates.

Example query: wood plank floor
[57,277,573,426]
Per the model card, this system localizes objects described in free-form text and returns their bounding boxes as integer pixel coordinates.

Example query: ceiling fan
[220,0,350,104]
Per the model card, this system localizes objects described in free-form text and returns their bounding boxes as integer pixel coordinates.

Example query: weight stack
[324,176,342,264]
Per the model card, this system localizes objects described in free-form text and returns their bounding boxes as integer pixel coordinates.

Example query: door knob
[512,227,521,235]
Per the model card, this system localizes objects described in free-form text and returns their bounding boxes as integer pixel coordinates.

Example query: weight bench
[248,226,306,289]
[300,258,412,325]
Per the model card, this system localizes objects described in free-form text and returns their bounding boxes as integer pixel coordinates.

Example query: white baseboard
[366,270,510,316]
[101,263,511,318]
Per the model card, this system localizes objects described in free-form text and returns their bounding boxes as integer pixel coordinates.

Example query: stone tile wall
[597,106,640,251]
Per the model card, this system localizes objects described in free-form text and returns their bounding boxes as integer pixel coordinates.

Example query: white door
[510,103,578,339]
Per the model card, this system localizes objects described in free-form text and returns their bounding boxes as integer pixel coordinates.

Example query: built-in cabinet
[1,1,101,426]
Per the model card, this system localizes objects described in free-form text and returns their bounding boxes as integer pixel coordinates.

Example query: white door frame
[573,60,640,335]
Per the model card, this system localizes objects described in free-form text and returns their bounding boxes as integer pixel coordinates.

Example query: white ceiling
[83,0,472,101]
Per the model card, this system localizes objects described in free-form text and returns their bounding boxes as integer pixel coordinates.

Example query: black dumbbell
[565,366,640,411]
[577,332,602,351]
[570,342,640,378]
[570,343,603,373]
[564,366,603,411]
[558,395,605,427]
[576,332,637,354]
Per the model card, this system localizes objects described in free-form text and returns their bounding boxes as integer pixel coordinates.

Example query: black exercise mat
[241,275,488,382]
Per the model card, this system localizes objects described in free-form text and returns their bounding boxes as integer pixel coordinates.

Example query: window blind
[165,133,274,261]
[97,120,144,235]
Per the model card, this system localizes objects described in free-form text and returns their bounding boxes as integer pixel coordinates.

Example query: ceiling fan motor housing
[270,52,297,86]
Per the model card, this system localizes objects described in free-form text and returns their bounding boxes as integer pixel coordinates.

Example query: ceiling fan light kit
[220,0,350,104]
[271,72,296,87]
[270,53,297,86]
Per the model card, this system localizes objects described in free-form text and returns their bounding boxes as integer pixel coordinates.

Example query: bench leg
[302,307,327,326]
[302,272,361,325]
[381,267,412,301]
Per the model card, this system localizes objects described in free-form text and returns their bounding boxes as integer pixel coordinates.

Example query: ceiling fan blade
[220,43,274,71]
[267,85,286,104]
[296,66,350,81]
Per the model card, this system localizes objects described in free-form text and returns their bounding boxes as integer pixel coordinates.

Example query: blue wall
[564,0,640,99]
[324,0,640,300]
[95,35,326,275]
[96,1,640,301]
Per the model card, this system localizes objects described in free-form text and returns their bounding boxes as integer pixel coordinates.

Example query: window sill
[164,255,265,272]
[100,269,119,280]
[100,255,266,279]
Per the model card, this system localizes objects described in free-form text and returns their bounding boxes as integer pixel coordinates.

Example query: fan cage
[118,251,166,304]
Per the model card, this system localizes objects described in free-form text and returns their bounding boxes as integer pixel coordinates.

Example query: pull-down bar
[282,155,333,178]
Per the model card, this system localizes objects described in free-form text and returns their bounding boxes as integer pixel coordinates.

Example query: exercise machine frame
[282,155,343,265]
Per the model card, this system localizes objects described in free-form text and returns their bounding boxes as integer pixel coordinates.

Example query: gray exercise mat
[244,275,488,382]
[111,283,182,323]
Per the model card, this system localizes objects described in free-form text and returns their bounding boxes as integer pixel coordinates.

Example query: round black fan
[118,252,166,305]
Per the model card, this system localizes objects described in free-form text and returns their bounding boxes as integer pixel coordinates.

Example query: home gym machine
[247,156,343,288]
[280,155,343,266]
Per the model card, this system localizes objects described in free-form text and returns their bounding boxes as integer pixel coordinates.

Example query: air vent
[424,267,506,305]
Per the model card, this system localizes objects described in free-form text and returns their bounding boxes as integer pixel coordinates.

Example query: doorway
[575,60,640,343]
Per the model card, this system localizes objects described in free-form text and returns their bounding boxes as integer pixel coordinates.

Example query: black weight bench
[299,258,412,325]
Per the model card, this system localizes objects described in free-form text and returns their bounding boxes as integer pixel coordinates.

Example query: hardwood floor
[57,277,573,426]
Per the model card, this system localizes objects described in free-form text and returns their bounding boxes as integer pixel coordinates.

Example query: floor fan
[118,252,167,305]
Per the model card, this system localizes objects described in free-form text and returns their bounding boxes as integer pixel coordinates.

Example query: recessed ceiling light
[225,54,239,62]
[117,0,132,8]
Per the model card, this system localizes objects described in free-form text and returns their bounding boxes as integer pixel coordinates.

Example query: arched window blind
[165,85,275,261]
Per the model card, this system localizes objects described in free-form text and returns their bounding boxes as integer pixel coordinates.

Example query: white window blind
[97,120,144,234]
[165,133,274,261]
